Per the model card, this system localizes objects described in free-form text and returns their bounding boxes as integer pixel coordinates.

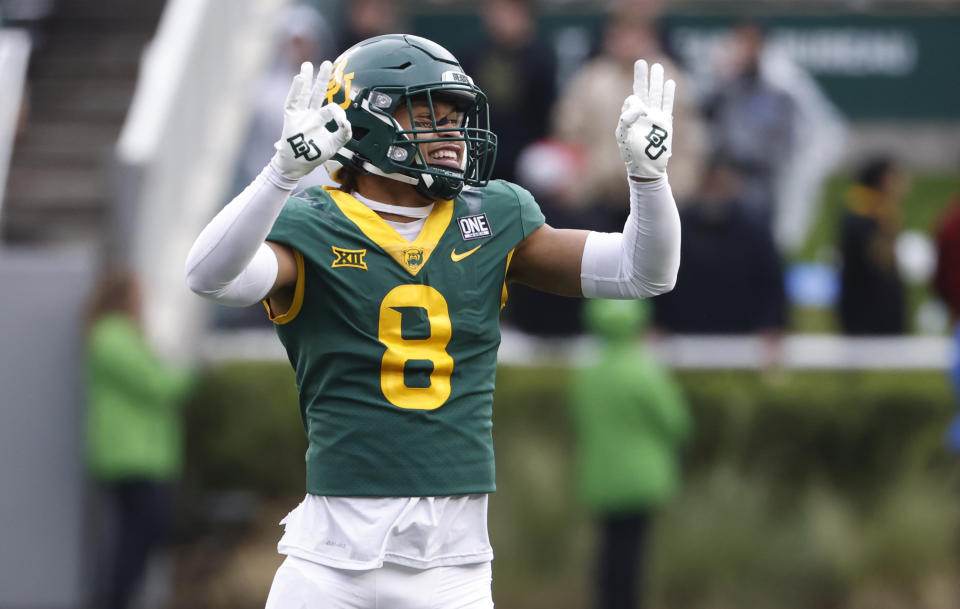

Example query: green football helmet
[322,34,497,200]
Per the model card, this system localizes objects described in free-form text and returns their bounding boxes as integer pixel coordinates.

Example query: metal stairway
[1,0,165,244]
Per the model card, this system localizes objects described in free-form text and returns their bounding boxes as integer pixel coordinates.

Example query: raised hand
[270,61,353,181]
[615,60,676,179]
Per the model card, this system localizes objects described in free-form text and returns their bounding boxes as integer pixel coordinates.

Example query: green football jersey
[265,180,545,497]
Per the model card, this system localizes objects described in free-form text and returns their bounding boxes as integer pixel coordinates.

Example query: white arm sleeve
[184,164,299,307]
[580,176,681,299]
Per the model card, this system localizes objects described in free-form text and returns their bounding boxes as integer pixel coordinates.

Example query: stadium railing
[113,0,287,359]
[0,28,31,224]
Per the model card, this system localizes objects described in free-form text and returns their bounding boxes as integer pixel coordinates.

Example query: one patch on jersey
[457,213,492,241]
[331,246,367,270]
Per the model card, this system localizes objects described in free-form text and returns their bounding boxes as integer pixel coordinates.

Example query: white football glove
[615,60,676,179]
[269,61,353,181]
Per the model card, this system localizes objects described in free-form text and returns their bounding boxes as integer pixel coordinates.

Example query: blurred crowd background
[1,0,959,608]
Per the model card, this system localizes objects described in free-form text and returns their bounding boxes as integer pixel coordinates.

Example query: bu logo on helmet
[644,125,668,160]
[325,56,355,110]
[287,133,322,161]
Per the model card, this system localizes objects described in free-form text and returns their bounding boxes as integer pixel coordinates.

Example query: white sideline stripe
[0,29,31,220]
[646,334,951,370]
[200,328,954,370]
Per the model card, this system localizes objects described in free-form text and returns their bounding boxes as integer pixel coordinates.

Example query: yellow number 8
[378,285,454,410]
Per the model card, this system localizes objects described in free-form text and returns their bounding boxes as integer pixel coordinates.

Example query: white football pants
[264,556,494,609]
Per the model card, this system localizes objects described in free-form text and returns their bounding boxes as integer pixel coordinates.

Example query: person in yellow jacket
[569,298,691,609]
[84,269,194,609]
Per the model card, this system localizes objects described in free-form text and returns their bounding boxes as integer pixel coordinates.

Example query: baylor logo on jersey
[331,246,367,270]
[401,247,426,272]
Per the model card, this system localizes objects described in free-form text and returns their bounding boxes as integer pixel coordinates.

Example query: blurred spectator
[84,269,195,609]
[0,0,53,24]
[932,187,960,451]
[837,157,908,335]
[702,22,796,231]
[652,158,787,339]
[552,0,706,229]
[760,45,847,254]
[569,298,691,609]
[228,4,334,329]
[506,138,604,335]
[460,0,556,185]
[337,0,400,53]
[933,190,960,324]
[238,4,335,190]
[703,21,846,251]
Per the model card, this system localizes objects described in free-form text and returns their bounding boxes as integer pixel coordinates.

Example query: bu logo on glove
[644,125,668,160]
[287,133,322,161]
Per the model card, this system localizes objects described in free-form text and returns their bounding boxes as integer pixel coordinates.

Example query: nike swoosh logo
[450,245,482,262]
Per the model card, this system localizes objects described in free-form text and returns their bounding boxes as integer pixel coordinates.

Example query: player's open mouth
[427,147,463,171]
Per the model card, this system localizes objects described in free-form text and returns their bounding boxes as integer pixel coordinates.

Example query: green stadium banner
[410,10,960,120]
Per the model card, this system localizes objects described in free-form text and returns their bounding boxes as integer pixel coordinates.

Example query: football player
[185,34,680,609]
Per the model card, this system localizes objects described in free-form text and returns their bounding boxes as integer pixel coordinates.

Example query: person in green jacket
[569,298,691,609]
[84,269,194,609]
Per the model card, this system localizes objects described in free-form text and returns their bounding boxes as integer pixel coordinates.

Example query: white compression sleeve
[580,176,681,299]
[184,164,299,306]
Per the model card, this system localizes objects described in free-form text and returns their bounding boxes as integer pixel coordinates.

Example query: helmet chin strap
[364,160,419,186]
[330,150,419,186]
[330,145,464,199]
[364,158,462,200]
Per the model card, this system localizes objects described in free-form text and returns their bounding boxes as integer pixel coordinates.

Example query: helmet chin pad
[414,169,464,201]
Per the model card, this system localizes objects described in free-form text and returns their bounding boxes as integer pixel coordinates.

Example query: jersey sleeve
[266,197,311,250]
[507,182,546,239]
